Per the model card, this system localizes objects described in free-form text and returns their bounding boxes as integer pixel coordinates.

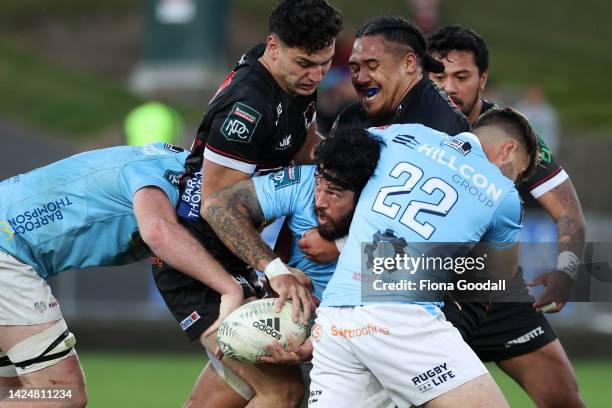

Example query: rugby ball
[217,298,310,364]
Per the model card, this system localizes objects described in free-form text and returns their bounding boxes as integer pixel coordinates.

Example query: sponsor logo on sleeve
[180,311,201,331]
[221,102,263,143]
[442,136,471,155]
[269,165,301,190]
[163,143,184,153]
[163,170,183,187]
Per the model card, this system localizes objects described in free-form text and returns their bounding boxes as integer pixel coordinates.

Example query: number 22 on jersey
[372,162,458,240]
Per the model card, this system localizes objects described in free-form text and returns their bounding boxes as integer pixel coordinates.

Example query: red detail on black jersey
[211,71,236,103]
[525,166,563,191]
[205,143,258,164]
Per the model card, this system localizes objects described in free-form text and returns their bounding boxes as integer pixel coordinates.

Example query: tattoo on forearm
[552,180,585,257]
[204,182,275,271]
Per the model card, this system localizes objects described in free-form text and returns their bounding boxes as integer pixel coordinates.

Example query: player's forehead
[433,49,479,73]
[349,36,396,64]
[286,40,336,63]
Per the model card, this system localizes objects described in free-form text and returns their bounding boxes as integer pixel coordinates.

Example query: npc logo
[221,102,262,143]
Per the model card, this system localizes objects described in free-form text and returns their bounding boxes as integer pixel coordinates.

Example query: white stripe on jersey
[530,169,568,199]
[204,147,257,174]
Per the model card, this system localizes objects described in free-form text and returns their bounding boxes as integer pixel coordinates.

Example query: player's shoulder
[210,47,277,114]
[367,122,447,142]
[418,79,469,128]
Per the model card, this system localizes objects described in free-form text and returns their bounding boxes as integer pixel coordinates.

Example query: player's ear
[479,71,489,92]
[404,52,418,74]
[502,139,519,162]
[267,34,280,60]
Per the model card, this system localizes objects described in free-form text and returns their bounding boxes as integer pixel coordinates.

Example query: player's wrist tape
[335,236,348,252]
[557,251,579,280]
[264,258,292,280]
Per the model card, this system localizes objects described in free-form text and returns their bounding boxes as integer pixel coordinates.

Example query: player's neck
[468,98,484,125]
[392,72,423,111]
[258,54,293,95]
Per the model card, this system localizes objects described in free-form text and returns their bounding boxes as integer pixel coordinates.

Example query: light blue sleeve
[120,157,184,206]
[481,188,523,248]
[252,165,315,222]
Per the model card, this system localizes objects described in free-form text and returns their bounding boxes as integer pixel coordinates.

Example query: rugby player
[307,108,539,407]
[332,17,468,134]
[298,16,469,262]
[201,127,390,408]
[428,25,586,408]
[151,1,343,406]
[0,143,238,407]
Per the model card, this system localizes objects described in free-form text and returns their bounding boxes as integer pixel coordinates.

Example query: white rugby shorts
[0,251,63,325]
[309,304,487,407]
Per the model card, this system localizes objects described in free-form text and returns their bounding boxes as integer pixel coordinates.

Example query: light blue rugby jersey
[0,143,188,279]
[252,165,333,300]
[321,124,523,308]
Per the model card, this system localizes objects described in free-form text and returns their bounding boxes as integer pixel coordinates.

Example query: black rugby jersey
[185,44,317,177]
[332,77,469,136]
[177,45,317,263]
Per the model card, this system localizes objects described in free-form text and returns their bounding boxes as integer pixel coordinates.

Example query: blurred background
[1,0,611,406]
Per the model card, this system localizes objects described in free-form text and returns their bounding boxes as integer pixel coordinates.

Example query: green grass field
[79,351,612,407]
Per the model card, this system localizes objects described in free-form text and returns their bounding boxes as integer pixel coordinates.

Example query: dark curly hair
[473,107,539,181]
[269,0,343,52]
[427,25,489,74]
[356,16,444,73]
[315,126,384,194]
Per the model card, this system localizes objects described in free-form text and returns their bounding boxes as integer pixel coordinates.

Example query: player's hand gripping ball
[217,298,311,364]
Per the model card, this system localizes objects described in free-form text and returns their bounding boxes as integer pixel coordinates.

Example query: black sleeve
[520,135,567,198]
[204,88,273,172]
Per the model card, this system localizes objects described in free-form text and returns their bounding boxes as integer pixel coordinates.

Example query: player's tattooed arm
[530,178,586,312]
[202,180,275,271]
[538,178,586,257]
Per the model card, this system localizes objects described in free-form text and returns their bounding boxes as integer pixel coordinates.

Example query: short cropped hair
[427,25,489,74]
[269,0,343,52]
[315,126,384,194]
[356,16,444,73]
[473,107,539,180]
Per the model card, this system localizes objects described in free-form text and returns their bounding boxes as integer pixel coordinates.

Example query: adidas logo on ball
[253,318,282,340]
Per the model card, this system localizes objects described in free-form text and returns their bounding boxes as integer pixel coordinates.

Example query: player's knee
[6,320,77,376]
